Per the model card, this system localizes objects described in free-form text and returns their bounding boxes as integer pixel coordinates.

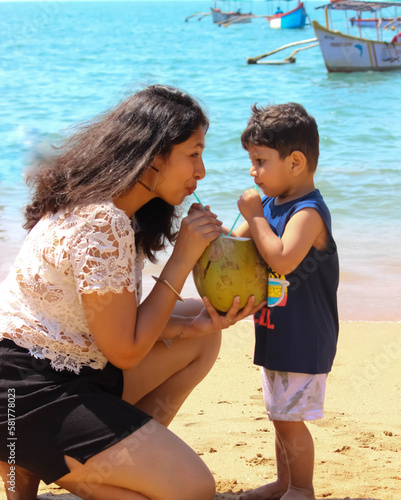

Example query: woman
[0,85,263,500]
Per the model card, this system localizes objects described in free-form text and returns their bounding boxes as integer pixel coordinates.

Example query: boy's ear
[289,150,308,176]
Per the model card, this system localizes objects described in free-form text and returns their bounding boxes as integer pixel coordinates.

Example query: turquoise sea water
[0,1,400,320]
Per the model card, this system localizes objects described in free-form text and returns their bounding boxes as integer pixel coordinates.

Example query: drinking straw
[227,212,241,237]
[192,192,204,208]
[227,185,258,237]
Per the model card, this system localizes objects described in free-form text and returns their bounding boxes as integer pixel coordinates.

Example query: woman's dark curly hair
[24,84,209,262]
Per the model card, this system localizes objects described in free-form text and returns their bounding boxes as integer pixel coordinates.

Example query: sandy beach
[1,252,400,500]
[1,261,400,499]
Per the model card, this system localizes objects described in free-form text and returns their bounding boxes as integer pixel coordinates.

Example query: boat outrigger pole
[247,38,318,64]
[185,12,211,22]
[218,14,270,27]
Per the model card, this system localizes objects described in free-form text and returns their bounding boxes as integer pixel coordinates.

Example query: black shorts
[0,339,152,484]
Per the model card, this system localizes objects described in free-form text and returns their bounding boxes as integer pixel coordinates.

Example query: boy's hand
[238,188,264,221]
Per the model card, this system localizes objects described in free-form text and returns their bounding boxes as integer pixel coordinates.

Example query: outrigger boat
[186,0,306,27]
[247,0,401,71]
[211,0,253,24]
[267,0,308,29]
[313,1,401,72]
[185,0,254,24]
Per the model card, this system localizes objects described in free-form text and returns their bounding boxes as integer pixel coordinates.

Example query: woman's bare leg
[56,299,219,499]
[56,419,215,500]
[0,462,40,500]
[123,298,221,426]
[57,481,149,500]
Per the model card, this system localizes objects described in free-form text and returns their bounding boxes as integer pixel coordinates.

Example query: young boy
[233,103,339,500]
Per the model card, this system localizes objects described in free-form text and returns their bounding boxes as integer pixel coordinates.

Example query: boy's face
[247,144,292,198]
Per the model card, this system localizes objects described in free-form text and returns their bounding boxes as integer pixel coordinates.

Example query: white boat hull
[313,20,401,72]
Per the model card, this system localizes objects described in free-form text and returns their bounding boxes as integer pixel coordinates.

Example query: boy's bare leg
[275,420,315,499]
[238,433,289,500]
[0,462,40,500]
[280,485,315,500]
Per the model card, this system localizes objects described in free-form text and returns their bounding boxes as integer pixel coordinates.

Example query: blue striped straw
[192,192,204,208]
[227,185,258,237]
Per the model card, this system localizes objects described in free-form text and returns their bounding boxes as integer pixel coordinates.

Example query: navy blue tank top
[253,189,339,374]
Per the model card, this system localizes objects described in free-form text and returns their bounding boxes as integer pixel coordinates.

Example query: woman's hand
[237,188,264,222]
[172,204,223,270]
[187,202,207,215]
[189,295,266,335]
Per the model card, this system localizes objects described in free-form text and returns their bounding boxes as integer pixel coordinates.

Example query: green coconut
[192,235,269,313]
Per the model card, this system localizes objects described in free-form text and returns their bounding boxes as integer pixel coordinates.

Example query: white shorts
[261,368,327,421]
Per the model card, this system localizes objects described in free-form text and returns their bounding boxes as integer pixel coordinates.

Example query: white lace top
[0,201,144,374]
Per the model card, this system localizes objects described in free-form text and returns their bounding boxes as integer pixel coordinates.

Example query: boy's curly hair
[241,102,319,172]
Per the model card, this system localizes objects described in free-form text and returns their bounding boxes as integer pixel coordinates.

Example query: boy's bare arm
[249,209,327,275]
[238,189,327,275]
[224,220,252,238]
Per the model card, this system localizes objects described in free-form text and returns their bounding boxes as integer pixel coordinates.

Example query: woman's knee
[192,468,216,500]
[171,462,215,500]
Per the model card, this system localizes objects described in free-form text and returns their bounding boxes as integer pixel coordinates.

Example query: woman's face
[152,126,206,206]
